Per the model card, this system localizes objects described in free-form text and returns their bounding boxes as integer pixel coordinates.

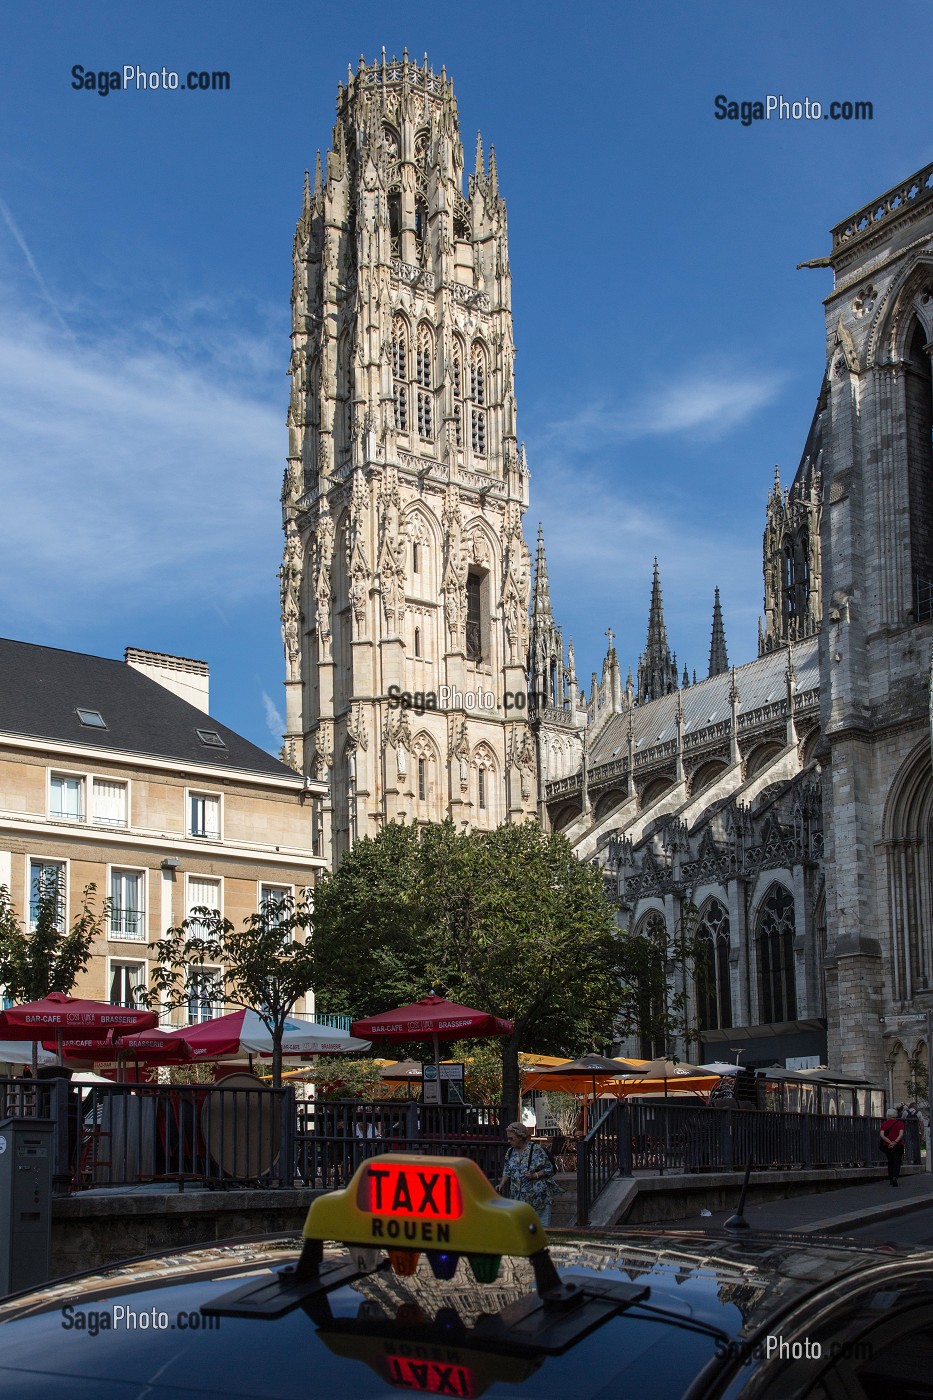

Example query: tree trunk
[272,1028,283,1090]
[500,1027,523,1124]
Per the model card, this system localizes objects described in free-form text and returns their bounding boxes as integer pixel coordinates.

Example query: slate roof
[0,638,295,780]
[588,634,819,769]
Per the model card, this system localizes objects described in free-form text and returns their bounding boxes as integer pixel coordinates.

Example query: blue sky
[1,1,930,752]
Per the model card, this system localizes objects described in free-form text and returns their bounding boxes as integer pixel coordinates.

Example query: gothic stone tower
[280,53,536,865]
[813,163,933,1082]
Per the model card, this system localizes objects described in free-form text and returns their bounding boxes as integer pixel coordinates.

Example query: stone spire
[529,523,562,714]
[708,587,730,677]
[637,559,678,703]
[531,522,553,624]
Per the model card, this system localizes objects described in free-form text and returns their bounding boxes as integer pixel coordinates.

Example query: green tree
[0,874,110,1073]
[149,892,315,1088]
[313,820,655,1119]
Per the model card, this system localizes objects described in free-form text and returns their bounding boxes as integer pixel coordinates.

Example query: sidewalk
[674,1167,933,1234]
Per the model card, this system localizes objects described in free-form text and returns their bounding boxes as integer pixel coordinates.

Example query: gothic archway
[882,739,933,1000]
[756,882,797,1023]
[694,898,732,1031]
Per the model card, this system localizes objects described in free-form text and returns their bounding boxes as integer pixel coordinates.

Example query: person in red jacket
[880,1105,906,1186]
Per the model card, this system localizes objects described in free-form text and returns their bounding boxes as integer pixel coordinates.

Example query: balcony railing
[110,910,146,941]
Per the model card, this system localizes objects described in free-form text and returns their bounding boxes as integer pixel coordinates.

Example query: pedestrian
[880,1104,906,1186]
[497,1120,557,1226]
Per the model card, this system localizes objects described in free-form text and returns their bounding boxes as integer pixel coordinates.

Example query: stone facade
[0,643,324,1027]
[283,60,933,1093]
[535,162,933,1090]
[282,54,536,867]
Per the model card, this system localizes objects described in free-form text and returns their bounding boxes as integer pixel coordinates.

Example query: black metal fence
[575,1100,925,1223]
[294,1099,507,1190]
[1,1078,920,1207]
[0,1078,294,1192]
[0,1081,507,1193]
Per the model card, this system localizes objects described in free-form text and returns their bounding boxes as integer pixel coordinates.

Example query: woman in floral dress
[497,1120,556,1226]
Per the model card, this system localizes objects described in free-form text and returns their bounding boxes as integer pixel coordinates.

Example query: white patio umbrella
[164,1008,371,1063]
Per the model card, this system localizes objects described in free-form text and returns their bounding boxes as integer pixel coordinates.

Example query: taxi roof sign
[303,1154,547,1258]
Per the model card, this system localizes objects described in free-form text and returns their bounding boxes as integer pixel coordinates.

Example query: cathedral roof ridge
[587,634,819,769]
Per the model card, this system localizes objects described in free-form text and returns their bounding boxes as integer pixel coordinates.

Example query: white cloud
[262,690,285,748]
[0,295,284,628]
[537,363,786,451]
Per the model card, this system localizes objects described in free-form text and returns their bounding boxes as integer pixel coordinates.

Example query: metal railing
[576,1101,626,1226]
[0,1079,294,1192]
[575,1101,923,1223]
[294,1099,506,1190]
[311,1012,353,1031]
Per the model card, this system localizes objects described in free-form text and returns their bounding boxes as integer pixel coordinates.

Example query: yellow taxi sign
[303,1154,547,1257]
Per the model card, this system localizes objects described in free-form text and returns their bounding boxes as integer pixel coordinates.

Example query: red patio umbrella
[0,993,159,1039]
[351,993,513,1065]
[46,1029,193,1078]
[0,992,158,1067]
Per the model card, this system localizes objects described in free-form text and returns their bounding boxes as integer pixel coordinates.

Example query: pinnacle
[532,523,553,621]
[488,145,499,193]
[638,559,677,704]
[708,586,729,677]
[474,130,485,179]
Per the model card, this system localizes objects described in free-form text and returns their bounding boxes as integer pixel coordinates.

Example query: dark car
[0,1154,930,1399]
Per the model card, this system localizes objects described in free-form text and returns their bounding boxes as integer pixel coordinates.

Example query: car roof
[0,1227,928,1400]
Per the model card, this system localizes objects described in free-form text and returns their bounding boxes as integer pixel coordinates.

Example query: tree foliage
[0,876,107,1004]
[313,820,661,1118]
[149,893,315,1087]
[0,874,110,1072]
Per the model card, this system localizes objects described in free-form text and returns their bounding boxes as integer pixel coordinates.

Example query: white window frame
[107,957,148,1010]
[27,856,68,931]
[49,771,85,823]
[185,874,222,937]
[108,866,147,942]
[92,777,129,829]
[187,790,222,841]
[259,882,292,910]
[186,965,223,1025]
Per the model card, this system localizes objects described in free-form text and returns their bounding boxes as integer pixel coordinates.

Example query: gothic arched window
[906,319,933,610]
[392,316,409,432]
[470,343,487,458]
[757,883,797,1023]
[416,324,434,441]
[695,899,732,1032]
[452,338,465,448]
[797,532,810,620]
[414,197,428,245]
[782,538,796,623]
[635,910,668,1059]
[388,191,401,256]
[411,734,440,821]
[465,572,483,662]
[472,746,497,826]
